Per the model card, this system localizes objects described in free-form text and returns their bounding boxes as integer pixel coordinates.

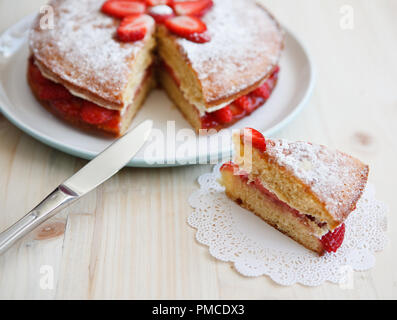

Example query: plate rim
[0,15,315,168]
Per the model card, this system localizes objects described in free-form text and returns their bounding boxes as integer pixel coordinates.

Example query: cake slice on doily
[220,128,369,255]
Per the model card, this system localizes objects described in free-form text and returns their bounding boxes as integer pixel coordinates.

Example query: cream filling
[36,62,144,116]
[37,61,245,119]
[245,172,330,239]
[179,72,269,117]
[192,99,234,117]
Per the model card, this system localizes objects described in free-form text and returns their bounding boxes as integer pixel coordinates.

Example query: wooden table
[0,0,396,300]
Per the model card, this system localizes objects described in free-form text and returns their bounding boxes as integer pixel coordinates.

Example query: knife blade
[0,120,153,255]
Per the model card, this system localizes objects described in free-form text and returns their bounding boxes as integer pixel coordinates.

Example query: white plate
[0,15,315,167]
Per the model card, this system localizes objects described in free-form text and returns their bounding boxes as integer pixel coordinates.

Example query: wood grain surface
[0,0,396,299]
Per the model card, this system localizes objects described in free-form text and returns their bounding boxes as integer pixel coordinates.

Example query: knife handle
[0,185,78,255]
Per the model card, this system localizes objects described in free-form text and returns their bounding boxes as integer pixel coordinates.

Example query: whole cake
[28,0,284,136]
[220,128,369,255]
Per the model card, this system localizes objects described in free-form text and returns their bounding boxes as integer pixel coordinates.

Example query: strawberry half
[252,83,271,100]
[117,14,155,42]
[101,0,146,19]
[240,128,267,153]
[234,95,255,113]
[220,161,239,173]
[213,106,233,124]
[165,15,207,39]
[173,0,214,17]
[321,223,345,253]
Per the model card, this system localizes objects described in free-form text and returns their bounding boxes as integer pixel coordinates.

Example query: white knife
[0,120,153,255]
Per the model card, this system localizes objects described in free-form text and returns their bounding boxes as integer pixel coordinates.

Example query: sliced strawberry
[321,223,345,253]
[146,0,172,6]
[38,84,73,100]
[173,0,213,17]
[101,0,146,19]
[185,31,211,43]
[147,4,175,24]
[220,161,239,173]
[117,14,155,42]
[234,95,255,113]
[252,82,270,99]
[165,15,207,39]
[240,128,267,152]
[200,113,218,129]
[80,102,117,125]
[213,106,233,124]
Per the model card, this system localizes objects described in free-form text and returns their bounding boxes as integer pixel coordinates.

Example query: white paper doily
[188,163,388,286]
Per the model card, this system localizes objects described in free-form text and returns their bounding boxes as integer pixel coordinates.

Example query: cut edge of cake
[220,163,326,255]
[220,128,369,255]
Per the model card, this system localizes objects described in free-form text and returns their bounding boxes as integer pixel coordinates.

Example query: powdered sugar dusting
[29,0,282,107]
[265,139,369,221]
[29,0,150,105]
[177,0,284,103]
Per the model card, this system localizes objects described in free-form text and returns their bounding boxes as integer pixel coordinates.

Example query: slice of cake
[220,128,369,255]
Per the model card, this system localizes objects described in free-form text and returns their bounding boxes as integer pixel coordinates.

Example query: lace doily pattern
[188,163,388,286]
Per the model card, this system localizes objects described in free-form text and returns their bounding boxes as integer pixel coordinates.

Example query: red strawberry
[117,14,155,42]
[252,83,270,99]
[38,84,73,100]
[165,15,207,39]
[321,223,345,253]
[234,95,255,113]
[173,0,214,17]
[240,128,267,152]
[220,161,238,173]
[200,113,217,129]
[146,0,172,6]
[147,4,175,24]
[185,31,211,43]
[101,0,146,19]
[80,102,117,125]
[213,106,233,124]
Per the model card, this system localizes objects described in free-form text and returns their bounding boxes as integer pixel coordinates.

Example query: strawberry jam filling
[161,60,280,130]
[28,58,150,136]
[220,162,345,253]
[201,67,280,130]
